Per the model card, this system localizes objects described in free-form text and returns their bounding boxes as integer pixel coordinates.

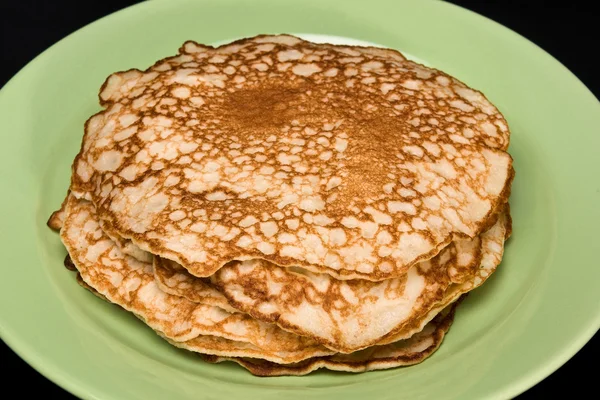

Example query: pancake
[200,298,460,376]
[154,257,236,313]
[381,209,510,346]
[72,270,332,366]
[74,265,460,376]
[72,269,330,365]
[61,195,335,363]
[68,34,514,282]
[154,208,507,352]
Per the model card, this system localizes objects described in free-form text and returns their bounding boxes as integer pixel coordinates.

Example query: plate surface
[0,0,598,399]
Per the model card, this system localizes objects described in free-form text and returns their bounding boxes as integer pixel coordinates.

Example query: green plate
[1,0,598,398]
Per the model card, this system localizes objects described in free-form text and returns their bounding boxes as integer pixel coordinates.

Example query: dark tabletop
[1,1,597,398]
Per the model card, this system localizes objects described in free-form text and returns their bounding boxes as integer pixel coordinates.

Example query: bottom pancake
[73,267,460,376]
[200,299,460,376]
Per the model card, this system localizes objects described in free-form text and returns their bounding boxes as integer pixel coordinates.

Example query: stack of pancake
[48,35,513,376]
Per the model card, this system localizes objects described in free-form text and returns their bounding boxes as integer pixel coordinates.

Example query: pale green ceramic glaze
[0,1,598,399]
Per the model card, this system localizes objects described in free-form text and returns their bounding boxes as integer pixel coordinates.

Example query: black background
[1,1,597,398]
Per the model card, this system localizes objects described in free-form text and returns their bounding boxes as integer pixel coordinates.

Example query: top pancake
[70,34,513,281]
